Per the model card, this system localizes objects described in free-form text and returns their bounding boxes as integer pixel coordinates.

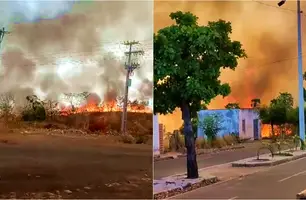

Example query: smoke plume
[0,1,153,106]
[155,1,303,132]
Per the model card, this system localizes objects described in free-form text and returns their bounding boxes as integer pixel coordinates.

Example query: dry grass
[196,138,211,149]
[223,134,238,146]
[0,111,152,145]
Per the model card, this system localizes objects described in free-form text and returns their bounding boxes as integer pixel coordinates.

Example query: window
[242,119,246,133]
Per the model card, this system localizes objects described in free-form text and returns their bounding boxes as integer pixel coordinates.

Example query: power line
[0,40,153,62]
[252,0,301,14]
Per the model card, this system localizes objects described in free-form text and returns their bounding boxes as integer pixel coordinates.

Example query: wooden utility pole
[121,41,144,134]
[0,27,10,49]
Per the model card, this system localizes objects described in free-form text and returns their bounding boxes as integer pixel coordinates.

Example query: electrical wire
[252,0,299,14]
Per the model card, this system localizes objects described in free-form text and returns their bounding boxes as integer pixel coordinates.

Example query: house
[197,108,261,140]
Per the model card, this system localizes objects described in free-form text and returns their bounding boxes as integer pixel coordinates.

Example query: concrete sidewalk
[154,142,262,179]
[174,157,306,199]
[154,163,265,199]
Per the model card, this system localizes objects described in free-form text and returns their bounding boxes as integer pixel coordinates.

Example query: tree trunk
[181,102,199,179]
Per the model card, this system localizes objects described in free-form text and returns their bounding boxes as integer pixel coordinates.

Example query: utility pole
[0,27,10,49]
[121,41,144,134]
[278,0,305,141]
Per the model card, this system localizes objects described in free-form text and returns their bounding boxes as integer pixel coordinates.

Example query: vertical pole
[297,0,305,141]
[121,44,132,134]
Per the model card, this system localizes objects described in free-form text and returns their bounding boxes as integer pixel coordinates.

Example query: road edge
[153,176,219,199]
[154,145,245,162]
[232,151,306,167]
[297,189,306,199]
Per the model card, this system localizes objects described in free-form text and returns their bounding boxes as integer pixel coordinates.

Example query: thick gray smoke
[0,1,153,106]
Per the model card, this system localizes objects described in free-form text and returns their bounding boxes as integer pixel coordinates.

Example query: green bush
[22,106,46,121]
[21,95,46,122]
[200,114,223,143]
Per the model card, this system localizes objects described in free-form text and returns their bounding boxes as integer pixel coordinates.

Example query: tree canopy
[153,11,246,179]
[259,92,295,127]
[225,103,240,109]
[154,11,246,116]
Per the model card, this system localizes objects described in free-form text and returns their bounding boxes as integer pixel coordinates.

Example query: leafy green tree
[225,103,240,109]
[154,11,246,178]
[259,93,294,139]
[200,114,223,143]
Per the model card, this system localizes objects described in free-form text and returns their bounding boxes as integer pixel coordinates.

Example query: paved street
[173,157,306,199]
[154,142,262,179]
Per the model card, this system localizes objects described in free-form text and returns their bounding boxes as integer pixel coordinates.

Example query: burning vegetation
[0,91,152,144]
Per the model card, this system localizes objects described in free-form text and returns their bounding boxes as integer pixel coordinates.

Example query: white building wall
[238,109,261,140]
[153,115,160,155]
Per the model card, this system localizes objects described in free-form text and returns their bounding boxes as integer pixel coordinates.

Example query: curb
[154,145,245,162]
[297,189,306,199]
[232,152,306,167]
[153,176,219,199]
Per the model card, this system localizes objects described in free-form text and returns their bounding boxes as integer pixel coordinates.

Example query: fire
[59,100,152,115]
[261,123,294,138]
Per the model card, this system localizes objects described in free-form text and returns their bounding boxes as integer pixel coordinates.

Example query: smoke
[138,78,153,99]
[0,1,153,106]
[154,1,301,132]
[155,1,300,109]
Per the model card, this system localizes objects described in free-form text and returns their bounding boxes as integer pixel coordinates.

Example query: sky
[0,0,153,107]
[155,0,306,132]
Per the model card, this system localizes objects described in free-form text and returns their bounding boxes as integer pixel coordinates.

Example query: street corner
[232,150,306,168]
[297,189,306,199]
[153,173,219,199]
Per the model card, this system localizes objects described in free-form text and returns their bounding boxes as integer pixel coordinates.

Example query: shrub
[196,138,210,149]
[223,134,237,145]
[230,132,240,143]
[211,137,227,148]
[169,130,185,152]
[21,95,46,122]
[119,134,136,144]
[134,134,150,144]
[257,145,274,160]
[200,114,223,143]
[22,106,46,121]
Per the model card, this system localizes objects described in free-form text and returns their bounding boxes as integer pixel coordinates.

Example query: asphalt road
[173,157,306,199]
[154,142,262,179]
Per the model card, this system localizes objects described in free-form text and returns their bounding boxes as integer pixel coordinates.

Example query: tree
[200,114,223,143]
[63,92,89,112]
[43,99,59,120]
[225,103,240,109]
[153,11,246,178]
[0,92,15,121]
[22,95,46,121]
[259,92,294,139]
[251,98,261,108]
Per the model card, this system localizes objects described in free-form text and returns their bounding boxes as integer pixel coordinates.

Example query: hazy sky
[155,0,306,132]
[0,1,153,106]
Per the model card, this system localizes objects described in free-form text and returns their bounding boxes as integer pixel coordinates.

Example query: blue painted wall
[197,109,239,138]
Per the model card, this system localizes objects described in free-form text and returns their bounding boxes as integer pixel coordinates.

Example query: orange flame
[59,100,152,116]
[261,124,294,138]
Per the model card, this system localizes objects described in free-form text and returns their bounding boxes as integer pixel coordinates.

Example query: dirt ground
[0,131,152,199]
